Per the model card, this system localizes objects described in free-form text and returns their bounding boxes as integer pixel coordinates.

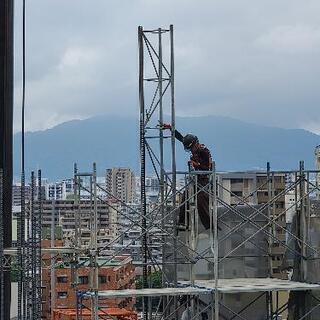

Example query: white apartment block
[45,179,74,200]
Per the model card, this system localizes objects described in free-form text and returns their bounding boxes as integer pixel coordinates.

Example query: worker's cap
[183,134,199,151]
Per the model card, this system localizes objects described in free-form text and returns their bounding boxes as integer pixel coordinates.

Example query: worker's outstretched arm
[174,129,184,143]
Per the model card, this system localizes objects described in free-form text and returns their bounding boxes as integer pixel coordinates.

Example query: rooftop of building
[53,255,133,269]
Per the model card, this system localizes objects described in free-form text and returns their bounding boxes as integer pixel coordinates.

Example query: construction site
[1,2,320,320]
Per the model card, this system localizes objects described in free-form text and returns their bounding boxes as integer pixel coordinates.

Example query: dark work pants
[179,178,211,230]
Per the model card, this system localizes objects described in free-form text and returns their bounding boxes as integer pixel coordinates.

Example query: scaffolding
[90,163,320,320]
[2,24,320,320]
[73,164,99,320]
[2,170,44,320]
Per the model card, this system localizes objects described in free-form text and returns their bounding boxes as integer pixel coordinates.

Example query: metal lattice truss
[3,170,44,320]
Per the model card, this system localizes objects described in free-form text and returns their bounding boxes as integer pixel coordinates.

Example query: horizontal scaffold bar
[3,247,80,255]
[97,286,212,298]
[181,278,320,294]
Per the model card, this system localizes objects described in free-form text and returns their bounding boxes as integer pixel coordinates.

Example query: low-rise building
[42,256,135,319]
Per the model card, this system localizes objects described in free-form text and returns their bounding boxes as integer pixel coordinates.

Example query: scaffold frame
[2,23,320,320]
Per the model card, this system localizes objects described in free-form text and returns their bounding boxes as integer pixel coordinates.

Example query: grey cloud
[12,0,320,133]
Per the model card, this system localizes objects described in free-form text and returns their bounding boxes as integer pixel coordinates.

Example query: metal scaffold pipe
[138,25,149,320]
[36,170,43,318]
[0,170,4,320]
[0,1,14,318]
[92,163,99,320]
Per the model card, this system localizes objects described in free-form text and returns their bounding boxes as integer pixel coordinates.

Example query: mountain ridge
[13,115,320,180]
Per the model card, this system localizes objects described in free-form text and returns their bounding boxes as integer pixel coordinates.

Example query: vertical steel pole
[26,172,34,320]
[212,162,219,320]
[21,1,27,316]
[36,170,42,319]
[157,27,164,320]
[74,163,79,248]
[266,163,273,319]
[89,173,94,314]
[267,162,273,279]
[271,172,276,242]
[19,125,26,320]
[190,173,196,288]
[170,24,177,287]
[31,171,36,319]
[73,163,80,320]
[306,171,310,246]
[299,161,307,282]
[170,24,178,320]
[0,169,4,320]
[138,26,148,320]
[0,1,13,318]
[50,199,56,319]
[92,163,99,320]
[191,174,198,320]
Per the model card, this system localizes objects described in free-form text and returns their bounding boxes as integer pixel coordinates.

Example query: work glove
[162,123,172,130]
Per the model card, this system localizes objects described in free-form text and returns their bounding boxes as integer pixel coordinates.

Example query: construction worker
[163,124,213,231]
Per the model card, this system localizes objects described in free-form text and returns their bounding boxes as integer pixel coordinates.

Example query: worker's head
[183,134,199,151]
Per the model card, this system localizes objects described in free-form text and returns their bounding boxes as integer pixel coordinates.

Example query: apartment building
[39,199,119,250]
[45,179,74,200]
[106,168,135,203]
[12,183,46,206]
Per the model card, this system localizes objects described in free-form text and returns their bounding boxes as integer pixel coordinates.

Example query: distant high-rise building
[12,184,31,207]
[45,179,74,200]
[12,182,45,206]
[106,168,135,203]
[135,176,159,203]
[315,145,320,199]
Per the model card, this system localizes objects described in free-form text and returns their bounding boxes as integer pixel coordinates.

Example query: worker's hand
[162,123,172,130]
[188,160,200,168]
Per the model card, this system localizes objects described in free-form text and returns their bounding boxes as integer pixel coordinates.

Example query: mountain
[13,115,320,180]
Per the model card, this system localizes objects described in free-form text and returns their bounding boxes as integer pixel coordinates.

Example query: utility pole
[0,1,14,319]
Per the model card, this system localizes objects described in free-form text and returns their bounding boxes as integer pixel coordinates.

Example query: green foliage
[135,271,162,311]
[135,270,162,289]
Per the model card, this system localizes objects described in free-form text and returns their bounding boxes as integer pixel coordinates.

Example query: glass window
[57,276,68,283]
[79,276,89,285]
[99,276,107,284]
[58,292,67,299]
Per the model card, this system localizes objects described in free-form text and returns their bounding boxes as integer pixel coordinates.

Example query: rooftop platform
[98,278,320,298]
[193,278,320,293]
[98,287,212,298]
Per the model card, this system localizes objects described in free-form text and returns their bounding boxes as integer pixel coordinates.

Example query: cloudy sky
[13,0,320,133]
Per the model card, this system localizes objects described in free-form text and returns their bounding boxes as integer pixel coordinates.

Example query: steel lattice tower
[138,25,177,320]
